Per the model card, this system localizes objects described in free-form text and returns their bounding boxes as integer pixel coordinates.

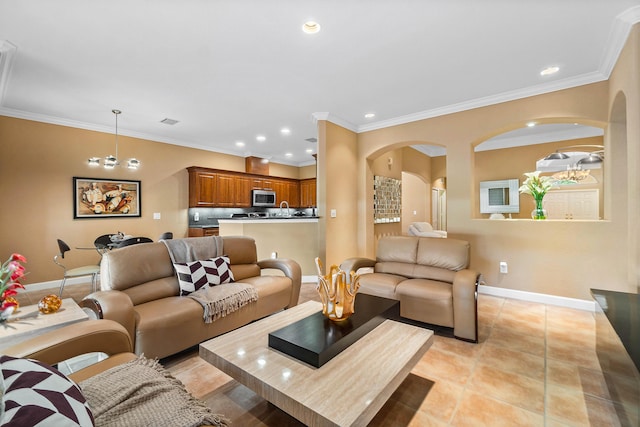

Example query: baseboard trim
[479,284,595,312]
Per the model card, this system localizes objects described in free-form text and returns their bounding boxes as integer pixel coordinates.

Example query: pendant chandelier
[88,109,140,169]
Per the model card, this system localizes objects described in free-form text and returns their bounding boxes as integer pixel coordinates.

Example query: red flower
[10,254,26,263]
[9,262,25,281]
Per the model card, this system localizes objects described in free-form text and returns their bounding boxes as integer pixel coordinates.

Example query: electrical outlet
[499,261,508,274]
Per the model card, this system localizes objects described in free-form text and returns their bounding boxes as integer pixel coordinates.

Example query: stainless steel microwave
[252,189,276,207]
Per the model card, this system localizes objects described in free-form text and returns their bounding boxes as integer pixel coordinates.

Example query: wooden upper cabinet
[188,167,217,207]
[287,181,300,207]
[234,176,252,207]
[215,174,236,207]
[188,166,314,208]
[300,178,317,208]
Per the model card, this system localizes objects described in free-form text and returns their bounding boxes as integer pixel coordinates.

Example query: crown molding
[357,71,607,134]
[599,6,640,77]
[0,106,312,167]
[311,112,358,132]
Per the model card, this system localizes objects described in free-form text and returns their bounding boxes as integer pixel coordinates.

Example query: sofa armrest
[257,258,302,308]
[81,291,136,345]
[452,269,480,342]
[2,319,133,366]
[340,257,376,275]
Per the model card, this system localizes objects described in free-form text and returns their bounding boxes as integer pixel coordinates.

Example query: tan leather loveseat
[340,236,480,342]
[81,236,301,359]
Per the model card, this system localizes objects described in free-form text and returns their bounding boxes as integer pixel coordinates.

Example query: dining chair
[53,239,100,297]
[94,234,114,254]
[158,231,173,240]
[114,237,153,248]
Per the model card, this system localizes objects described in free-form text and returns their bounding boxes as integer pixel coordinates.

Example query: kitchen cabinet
[188,227,219,237]
[188,168,216,207]
[271,179,300,207]
[252,178,273,190]
[299,178,316,207]
[543,189,599,220]
[234,176,252,207]
[215,174,236,207]
[188,166,314,208]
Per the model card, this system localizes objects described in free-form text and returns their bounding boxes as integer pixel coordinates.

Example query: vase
[315,258,360,322]
[531,198,547,220]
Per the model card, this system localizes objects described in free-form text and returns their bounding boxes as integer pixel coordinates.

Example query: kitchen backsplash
[188,207,316,227]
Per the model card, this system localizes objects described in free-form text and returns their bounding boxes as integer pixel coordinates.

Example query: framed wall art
[73,177,141,219]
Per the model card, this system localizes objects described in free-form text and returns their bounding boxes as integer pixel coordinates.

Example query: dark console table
[590,288,639,425]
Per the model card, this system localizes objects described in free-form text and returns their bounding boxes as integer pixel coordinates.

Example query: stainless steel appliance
[252,189,276,207]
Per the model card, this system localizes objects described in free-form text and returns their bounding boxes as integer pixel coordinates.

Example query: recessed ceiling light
[526,121,537,127]
[280,128,291,135]
[540,66,559,76]
[235,141,245,147]
[256,135,266,142]
[285,152,293,157]
[305,148,313,154]
[364,113,375,119]
[302,21,321,34]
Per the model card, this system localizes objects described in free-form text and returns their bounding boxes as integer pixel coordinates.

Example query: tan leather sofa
[340,235,480,342]
[81,236,302,359]
[3,320,225,426]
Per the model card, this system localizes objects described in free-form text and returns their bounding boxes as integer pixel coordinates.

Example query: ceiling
[1,1,639,167]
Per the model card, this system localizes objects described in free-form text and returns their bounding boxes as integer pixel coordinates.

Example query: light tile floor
[17,283,639,426]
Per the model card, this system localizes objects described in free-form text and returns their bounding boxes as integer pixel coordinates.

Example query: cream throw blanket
[188,282,258,323]
[162,235,224,263]
[163,235,258,322]
[80,356,229,427]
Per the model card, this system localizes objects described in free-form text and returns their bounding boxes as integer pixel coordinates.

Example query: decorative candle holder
[315,257,361,322]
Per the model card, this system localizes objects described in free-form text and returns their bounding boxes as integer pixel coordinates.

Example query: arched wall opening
[472,120,607,220]
[609,91,633,288]
[365,142,446,245]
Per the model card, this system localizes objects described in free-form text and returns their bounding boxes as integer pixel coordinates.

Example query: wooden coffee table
[0,298,89,351]
[200,300,433,427]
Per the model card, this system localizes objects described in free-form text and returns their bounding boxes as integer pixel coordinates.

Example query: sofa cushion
[396,279,454,327]
[357,272,407,299]
[101,242,175,291]
[376,236,418,264]
[0,355,95,427]
[174,257,234,296]
[416,238,469,271]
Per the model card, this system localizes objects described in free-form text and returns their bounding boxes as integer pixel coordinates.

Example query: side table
[0,298,90,351]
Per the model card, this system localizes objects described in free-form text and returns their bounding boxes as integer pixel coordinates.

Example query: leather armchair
[3,319,136,383]
[2,320,222,427]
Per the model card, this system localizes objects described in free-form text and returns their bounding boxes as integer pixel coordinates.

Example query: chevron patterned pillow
[174,256,234,296]
[0,355,95,426]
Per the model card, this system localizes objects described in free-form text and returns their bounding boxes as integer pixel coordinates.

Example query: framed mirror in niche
[479,179,520,215]
[374,175,401,224]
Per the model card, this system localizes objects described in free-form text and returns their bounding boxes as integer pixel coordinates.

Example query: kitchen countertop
[218,217,319,223]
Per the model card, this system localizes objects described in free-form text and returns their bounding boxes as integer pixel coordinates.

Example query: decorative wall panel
[374,176,401,223]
